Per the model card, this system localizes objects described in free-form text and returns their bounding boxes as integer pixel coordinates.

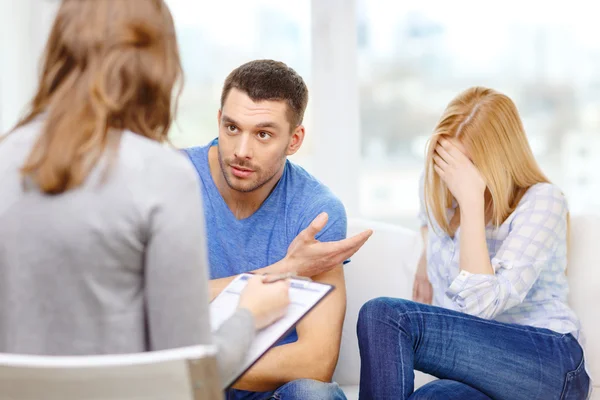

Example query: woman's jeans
[357,298,590,400]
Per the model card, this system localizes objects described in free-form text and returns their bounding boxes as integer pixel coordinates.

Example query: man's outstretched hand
[284,212,373,277]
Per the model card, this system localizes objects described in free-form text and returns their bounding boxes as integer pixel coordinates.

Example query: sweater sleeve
[144,153,255,386]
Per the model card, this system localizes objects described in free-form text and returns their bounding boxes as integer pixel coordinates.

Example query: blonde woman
[357,87,590,399]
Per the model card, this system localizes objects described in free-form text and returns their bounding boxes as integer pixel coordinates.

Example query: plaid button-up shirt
[419,179,580,339]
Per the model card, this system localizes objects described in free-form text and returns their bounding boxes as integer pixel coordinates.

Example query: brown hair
[424,87,551,235]
[220,59,309,128]
[12,0,182,194]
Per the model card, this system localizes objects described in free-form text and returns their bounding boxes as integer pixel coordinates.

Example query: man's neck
[208,146,283,220]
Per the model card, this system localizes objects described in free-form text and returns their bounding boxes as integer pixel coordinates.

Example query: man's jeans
[227,379,347,400]
[357,298,590,400]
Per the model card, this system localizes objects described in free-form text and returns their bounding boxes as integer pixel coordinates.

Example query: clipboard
[209,273,334,389]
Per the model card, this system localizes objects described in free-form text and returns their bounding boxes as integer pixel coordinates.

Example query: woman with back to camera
[357,87,590,399]
[0,0,289,386]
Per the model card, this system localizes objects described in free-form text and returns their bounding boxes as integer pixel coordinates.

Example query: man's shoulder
[183,141,213,166]
[285,161,343,209]
[283,161,347,238]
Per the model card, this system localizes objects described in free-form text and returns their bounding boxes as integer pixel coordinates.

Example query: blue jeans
[357,298,590,400]
[411,380,493,399]
[227,379,347,400]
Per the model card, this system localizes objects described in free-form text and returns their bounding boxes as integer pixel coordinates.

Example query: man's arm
[209,212,371,301]
[231,265,346,392]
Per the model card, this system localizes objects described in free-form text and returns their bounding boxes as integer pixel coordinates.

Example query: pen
[261,272,312,283]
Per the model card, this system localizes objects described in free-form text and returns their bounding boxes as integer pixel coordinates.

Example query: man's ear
[286,125,305,156]
[217,109,222,126]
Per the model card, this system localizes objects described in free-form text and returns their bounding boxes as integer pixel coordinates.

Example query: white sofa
[335,216,599,399]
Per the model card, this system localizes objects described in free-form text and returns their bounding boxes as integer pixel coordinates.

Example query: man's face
[217,88,298,193]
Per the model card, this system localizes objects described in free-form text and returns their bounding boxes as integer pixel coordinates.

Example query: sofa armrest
[568,214,600,392]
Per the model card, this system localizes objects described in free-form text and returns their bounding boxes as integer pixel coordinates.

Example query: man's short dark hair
[220,60,309,128]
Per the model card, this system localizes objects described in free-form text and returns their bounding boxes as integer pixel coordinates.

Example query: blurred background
[2,0,599,229]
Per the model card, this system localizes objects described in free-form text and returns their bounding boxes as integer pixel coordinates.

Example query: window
[4,0,599,226]
[0,0,59,133]
[358,0,600,227]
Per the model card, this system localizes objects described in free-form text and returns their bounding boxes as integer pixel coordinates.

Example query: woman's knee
[358,297,412,325]
[357,297,414,342]
[358,298,389,334]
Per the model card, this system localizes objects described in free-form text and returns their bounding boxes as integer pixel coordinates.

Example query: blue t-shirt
[184,140,347,345]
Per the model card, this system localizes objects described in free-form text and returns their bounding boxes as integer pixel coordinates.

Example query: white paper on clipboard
[209,273,334,388]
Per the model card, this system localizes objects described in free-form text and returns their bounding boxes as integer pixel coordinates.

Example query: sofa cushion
[334,219,436,389]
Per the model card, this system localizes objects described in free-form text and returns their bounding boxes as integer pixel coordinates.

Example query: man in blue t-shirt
[184,60,372,400]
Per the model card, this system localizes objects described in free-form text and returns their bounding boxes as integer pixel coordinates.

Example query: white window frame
[0,0,58,133]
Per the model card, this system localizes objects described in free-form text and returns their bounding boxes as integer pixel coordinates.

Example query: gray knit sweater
[0,118,254,386]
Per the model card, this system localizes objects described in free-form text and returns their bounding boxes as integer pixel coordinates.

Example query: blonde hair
[424,87,550,235]
[11,0,182,195]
